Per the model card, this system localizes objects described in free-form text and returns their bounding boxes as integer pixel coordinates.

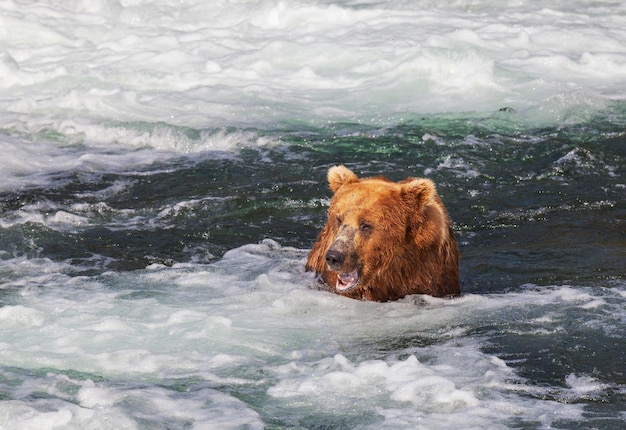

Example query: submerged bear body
[306,165,460,301]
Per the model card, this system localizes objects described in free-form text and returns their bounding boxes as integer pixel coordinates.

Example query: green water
[3,110,623,286]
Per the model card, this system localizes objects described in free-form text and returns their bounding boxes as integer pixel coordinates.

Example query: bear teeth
[336,270,360,291]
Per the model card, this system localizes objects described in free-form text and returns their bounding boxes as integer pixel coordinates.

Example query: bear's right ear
[328,165,359,193]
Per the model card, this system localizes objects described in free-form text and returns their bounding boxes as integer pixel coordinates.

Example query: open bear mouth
[335,270,360,292]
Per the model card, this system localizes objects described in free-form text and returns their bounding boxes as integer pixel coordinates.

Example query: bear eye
[359,221,373,234]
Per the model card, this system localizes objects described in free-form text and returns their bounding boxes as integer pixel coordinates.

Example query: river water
[0,1,625,428]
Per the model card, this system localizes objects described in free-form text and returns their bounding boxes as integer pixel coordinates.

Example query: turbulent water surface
[1,1,625,429]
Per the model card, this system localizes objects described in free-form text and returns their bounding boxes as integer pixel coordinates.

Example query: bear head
[306,165,460,301]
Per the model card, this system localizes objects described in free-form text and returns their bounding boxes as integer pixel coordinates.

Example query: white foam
[0,374,263,430]
[1,0,624,191]
[565,374,609,396]
[0,305,44,328]
[0,125,269,192]
[269,352,480,412]
[267,340,584,428]
[3,242,622,426]
[433,154,482,178]
[1,0,623,134]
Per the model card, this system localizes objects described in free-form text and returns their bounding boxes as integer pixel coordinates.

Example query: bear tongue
[336,270,359,291]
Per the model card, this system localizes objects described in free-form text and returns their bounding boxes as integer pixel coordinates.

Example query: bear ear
[400,178,436,209]
[328,165,359,193]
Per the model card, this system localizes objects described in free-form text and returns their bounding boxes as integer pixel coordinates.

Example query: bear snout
[325,247,345,271]
[325,225,357,272]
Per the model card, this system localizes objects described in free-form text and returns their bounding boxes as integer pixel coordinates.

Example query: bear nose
[325,248,345,270]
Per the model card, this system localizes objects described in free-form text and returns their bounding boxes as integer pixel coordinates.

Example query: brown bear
[306,165,460,301]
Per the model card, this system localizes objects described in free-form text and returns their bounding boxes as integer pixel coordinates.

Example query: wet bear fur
[306,165,460,301]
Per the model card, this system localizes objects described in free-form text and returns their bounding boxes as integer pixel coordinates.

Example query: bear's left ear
[400,178,436,209]
[328,165,359,193]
